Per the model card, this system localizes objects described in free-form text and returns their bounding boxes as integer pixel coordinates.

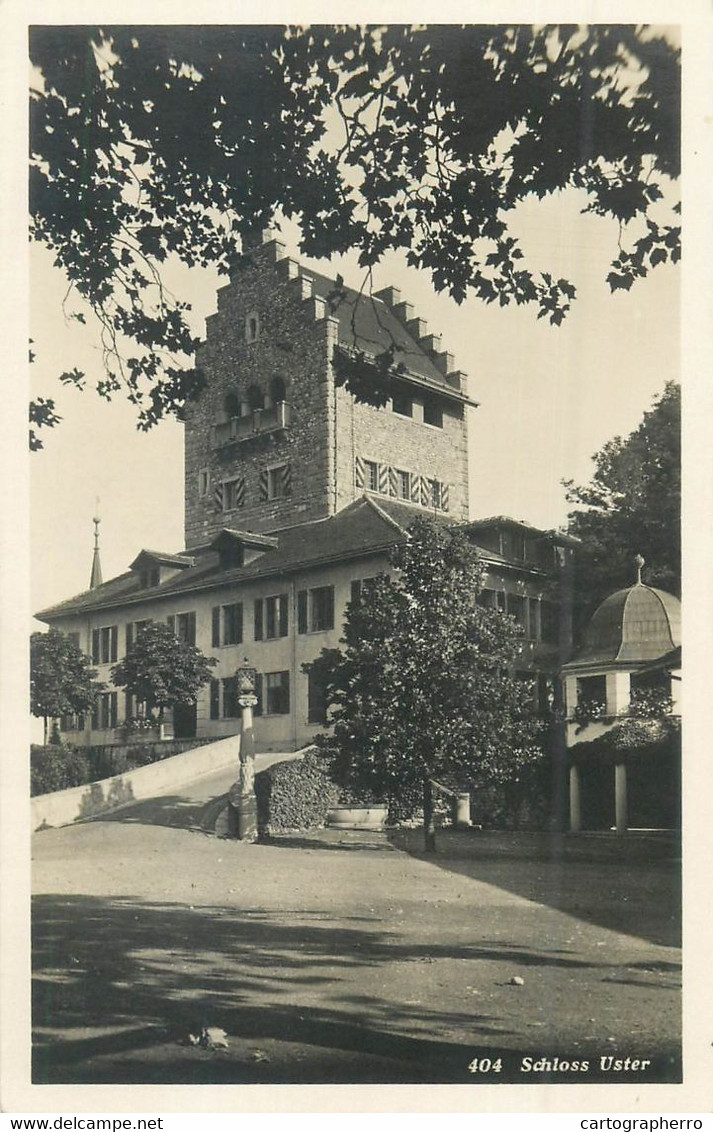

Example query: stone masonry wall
[334,384,470,519]
[184,240,338,548]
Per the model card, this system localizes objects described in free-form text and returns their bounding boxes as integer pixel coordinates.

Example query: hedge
[31,744,92,796]
[255,748,340,836]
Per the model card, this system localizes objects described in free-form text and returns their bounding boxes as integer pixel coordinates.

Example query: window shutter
[91,700,99,730]
[258,469,269,501]
[282,671,290,714]
[440,482,449,512]
[354,456,365,490]
[388,466,398,496]
[167,614,175,635]
[325,586,335,630]
[279,593,288,637]
[297,590,308,634]
[109,692,118,728]
[282,464,292,497]
[125,692,132,720]
[126,623,133,653]
[254,673,263,716]
[350,579,361,604]
[254,599,264,640]
[110,626,118,662]
[410,473,420,504]
[187,612,196,645]
[210,679,220,720]
[378,463,389,494]
[213,481,224,512]
[236,603,244,644]
[235,477,245,508]
[212,607,220,647]
[92,629,100,664]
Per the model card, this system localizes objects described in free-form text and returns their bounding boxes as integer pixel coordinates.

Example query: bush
[31,744,92,796]
[255,748,340,836]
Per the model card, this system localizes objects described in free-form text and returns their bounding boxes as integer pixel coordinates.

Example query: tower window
[397,470,410,499]
[198,468,210,497]
[245,312,260,343]
[392,391,413,417]
[423,397,443,428]
[224,392,240,418]
[364,460,379,492]
[270,376,287,403]
[247,384,264,411]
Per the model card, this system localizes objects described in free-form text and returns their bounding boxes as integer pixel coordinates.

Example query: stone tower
[183,233,475,549]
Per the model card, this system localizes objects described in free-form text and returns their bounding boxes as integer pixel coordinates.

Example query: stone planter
[327,804,388,831]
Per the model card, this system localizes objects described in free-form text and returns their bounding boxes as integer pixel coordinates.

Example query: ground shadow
[91,793,227,833]
[386,828,681,948]
[32,893,527,1084]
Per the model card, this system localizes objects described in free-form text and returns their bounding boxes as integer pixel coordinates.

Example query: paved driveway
[31,760,681,1086]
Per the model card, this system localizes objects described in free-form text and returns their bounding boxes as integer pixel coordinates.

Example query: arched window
[247,384,264,412]
[270,376,287,404]
[224,392,240,419]
[245,311,260,343]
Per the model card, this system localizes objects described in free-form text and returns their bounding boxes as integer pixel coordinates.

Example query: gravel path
[32,762,681,1085]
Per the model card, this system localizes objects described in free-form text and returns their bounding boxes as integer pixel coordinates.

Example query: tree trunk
[43,715,48,745]
[423,777,437,854]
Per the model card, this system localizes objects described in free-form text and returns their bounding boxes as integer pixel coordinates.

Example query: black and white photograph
[1,6,711,1118]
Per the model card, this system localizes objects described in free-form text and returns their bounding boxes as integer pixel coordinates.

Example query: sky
[29,189,679,622]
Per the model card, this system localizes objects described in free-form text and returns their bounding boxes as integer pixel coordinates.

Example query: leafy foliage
[30,629,101,742]
[564,381,680,627]
[30,743,92,796]
[314,517,544,849]
[254,748,340,836]
[110,621,216,722]
[29,25,679,438]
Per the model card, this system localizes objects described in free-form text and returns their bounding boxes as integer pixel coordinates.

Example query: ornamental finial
[634,554,645,584]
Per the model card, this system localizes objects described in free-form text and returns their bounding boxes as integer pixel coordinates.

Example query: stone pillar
[455,793,471,829]
[569,764,582,832]
[615,762,628,835]
[234,698,258,841]
[606,670,631,717]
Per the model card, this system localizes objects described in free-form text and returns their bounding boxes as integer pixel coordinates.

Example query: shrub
[30,744,92,796]
[255,748,340,836]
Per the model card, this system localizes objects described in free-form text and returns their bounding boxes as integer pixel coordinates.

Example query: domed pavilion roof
[566,565,681,669]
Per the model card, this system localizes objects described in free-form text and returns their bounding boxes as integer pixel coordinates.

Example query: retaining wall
[32,734,240,832]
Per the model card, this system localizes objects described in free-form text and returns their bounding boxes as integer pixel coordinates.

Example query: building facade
[36,235,575,751]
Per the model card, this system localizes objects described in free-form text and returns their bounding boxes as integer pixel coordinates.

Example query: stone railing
[212,401,291,447]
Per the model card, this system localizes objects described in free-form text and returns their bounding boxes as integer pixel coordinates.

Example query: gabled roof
[129,549,195,571]
[209,529,279,553]
[35,497,561,624]
[35,498,407,622]
[306,271,477,407]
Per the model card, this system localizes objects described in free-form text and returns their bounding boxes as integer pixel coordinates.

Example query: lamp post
[228,662,259,841]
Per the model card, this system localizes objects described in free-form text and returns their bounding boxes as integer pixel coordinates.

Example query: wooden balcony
[212,401,292,448]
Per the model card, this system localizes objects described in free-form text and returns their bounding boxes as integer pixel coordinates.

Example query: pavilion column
[569,764,582,832]
[606,670,630,717]
[614,762,628,835]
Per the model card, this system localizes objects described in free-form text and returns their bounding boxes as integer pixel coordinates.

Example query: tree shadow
[33,893,532,1084]
[258,832,397,853]
[387,829,681,948]
[91,793,227,833]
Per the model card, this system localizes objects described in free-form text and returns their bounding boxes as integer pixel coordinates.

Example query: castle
[36,233,575,751]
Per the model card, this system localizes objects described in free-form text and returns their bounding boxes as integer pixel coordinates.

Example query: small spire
[90,502,103,590]
[634,554,645,585]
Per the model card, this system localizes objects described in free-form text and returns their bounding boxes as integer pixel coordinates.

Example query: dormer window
[140,567,160,589]
[246,311,260,343]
